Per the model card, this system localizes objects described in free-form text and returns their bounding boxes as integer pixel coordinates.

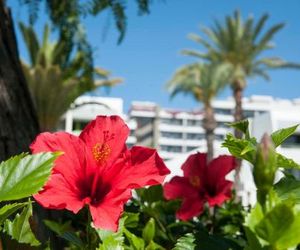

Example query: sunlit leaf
[271,124,299,147]
[0,152,58,201]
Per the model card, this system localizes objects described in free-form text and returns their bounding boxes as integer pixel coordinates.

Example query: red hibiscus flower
[31,116,170,231]
[163,153,235,220]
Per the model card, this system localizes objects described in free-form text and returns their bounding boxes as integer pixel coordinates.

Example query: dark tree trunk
[203,104,216,163]
[0,0,39,162]
[0,2,63,248]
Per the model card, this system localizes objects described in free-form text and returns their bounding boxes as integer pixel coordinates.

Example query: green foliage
[275,176,300,203]
[3,202,40,246]
[0,203,27,225]
[20,22,121,131]
[222,121,300,170]
[245,198,300,249]
[271,124,299,147]
[0,152,58,201]
[222,133,257,163]
[142,218,155,244]
[167,63,232,104]
[20,0,154,43]
[276,153,300,169]
[182,10,299,89]
[172,233,195,250]
[228,119,250,139]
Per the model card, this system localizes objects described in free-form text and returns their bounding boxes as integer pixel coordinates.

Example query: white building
[129,95,276,161]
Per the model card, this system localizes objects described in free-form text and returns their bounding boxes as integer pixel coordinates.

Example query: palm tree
[19,23,122,131]
[182,10,299,138]
[167,63,232,161]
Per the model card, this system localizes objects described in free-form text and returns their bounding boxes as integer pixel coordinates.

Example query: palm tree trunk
[203,104,216,162]
[233,82,244,138]
[232,81,245,195]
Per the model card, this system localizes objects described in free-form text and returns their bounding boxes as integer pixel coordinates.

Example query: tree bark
[203,104,216,163]
[232,81,245,195]
[233,82,244,138]
[0,0,39,162]
[0,1,60,248]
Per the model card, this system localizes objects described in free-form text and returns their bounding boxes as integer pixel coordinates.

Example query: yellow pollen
[92,143,111,164]
[189,176,200,188]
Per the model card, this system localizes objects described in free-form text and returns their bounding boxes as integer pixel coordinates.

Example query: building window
[214,108,232,115]
[186,133,205,140]
[160,131,182,139]
[186,146,198,152]
[217,122,229,128]
[73,120,89,131]
[187,119,202,126]
[134,117,153,127]
[243,110,255,118]
[138,131,153,142]
[215,134,225,141]
[160,145,182,153]
[160,118,183,125]
[281,134,300,148]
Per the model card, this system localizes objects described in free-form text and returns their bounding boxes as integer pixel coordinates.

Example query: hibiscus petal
[207,155,236,185]
[105,146,170,190]
[79,116,129,166]
[207,180,233,207]
[34,173,84,213]
[30,132,86,184]
[89,189,132,231]
[176,198,204,221]
[181,153,207,178]
[164,176,198,200]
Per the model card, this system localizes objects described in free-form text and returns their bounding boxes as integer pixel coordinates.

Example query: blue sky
[9,0,300,111]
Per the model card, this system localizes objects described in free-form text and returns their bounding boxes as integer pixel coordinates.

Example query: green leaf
[3,202,40,246]
[244,203,264,232]
[136,185,164,203]
[173,233,195,250]
[123,212,139,228]
[97,217,125,250]
[271,124,299,147]
[275,211,300,249]
[276,153,300,169]
[252,202,300,249]
[0,202,27,225]
[255,203,294,245]
[244,227,264,250]
[142,218,155,244]
[275,176,300,203]
[145,240,164,250]
[0,152,58,201]
[124,228,145,250]
[227,119,250,139]
[44,220,84,248]
[222,134,256,163]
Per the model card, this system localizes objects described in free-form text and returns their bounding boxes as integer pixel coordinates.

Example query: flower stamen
[189,176,201,188]
[92,143,111,164]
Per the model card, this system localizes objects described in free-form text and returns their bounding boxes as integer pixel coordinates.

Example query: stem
[209,207,216,234]
[86,208,92,249]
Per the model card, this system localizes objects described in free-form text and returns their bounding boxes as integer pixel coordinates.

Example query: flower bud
[253,133,277,205]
